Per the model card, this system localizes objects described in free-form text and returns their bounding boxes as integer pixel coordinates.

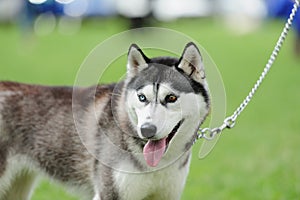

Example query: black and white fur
[0,42,210,200]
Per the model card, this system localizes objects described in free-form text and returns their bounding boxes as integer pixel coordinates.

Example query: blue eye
[138,94,147,102]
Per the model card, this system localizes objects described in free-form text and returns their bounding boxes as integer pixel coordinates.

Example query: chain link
[195,0,299,142]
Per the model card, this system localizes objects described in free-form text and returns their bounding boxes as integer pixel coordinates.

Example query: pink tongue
[143,138,166,167]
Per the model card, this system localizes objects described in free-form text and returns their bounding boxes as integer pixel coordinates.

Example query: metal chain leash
[195,0,300,142]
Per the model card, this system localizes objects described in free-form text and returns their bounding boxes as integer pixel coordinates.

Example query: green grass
[1,17,300,200]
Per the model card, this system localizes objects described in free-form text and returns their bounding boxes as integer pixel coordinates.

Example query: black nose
[141,123,157,139]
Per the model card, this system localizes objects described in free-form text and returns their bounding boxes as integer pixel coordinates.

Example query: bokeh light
[63,0,88,17]
[28,0,47,4]
[55,0,74,4]
[34,12,56,36]
[58,16,81,35]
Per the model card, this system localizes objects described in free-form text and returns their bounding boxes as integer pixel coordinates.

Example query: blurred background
[0,0,300,199]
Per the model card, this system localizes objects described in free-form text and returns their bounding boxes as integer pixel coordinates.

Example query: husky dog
[0,42,210,200]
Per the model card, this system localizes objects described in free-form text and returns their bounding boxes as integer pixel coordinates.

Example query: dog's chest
[113,158,190,200]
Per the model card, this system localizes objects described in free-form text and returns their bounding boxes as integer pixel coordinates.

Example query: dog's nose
[141,123,157,139]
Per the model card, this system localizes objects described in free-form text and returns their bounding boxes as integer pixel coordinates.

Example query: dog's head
[125,43,210,167]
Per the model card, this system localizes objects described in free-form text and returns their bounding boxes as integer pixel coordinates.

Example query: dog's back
[0,82,97,199]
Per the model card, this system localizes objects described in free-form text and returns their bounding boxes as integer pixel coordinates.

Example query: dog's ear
[127,44,149,78]
[177,42,206,84]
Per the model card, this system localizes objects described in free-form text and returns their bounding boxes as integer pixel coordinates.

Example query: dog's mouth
[143,119,184,167]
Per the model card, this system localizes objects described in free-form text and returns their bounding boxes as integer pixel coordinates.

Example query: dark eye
[165,94,178,103]
[138,94,147,102]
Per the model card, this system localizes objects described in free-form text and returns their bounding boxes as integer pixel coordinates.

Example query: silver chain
[195,0,300,142]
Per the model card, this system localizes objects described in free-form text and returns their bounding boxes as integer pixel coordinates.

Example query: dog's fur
[0,42,210,200]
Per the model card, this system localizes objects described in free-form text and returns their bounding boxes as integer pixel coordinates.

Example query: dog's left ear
[127,44,150,78]
[178,42,206,84]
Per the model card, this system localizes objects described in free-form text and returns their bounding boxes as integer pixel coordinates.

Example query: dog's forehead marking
[128,65,194,93]
[138,83,179,98]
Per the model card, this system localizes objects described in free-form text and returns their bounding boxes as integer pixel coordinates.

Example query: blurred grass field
[0,17,300,200]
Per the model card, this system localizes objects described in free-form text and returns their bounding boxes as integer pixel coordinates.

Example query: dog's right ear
[127,44,149,78]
